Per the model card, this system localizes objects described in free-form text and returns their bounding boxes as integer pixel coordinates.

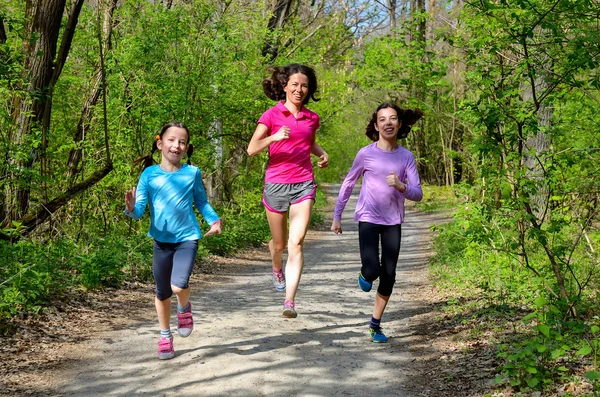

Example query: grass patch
[415,184,460,212]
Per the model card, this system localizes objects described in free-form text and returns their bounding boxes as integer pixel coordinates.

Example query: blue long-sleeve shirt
[334,142,423,226]
[125,164,220,243]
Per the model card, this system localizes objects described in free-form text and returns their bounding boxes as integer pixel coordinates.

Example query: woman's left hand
[317,152,329,168]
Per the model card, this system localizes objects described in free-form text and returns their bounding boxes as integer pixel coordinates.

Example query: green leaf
[537,324,550,338]
[526,377,539,387]
[591,325,599,334]
[526,366,538,374]
[534,296,547,308]
[586,371,600,380]
[576,345,592,356]
[522,312,537,322]
[551,349,564,359]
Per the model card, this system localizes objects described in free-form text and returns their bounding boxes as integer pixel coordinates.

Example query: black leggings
[358,222,402,297]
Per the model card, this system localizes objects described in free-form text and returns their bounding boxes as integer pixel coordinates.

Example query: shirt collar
[276,101,310,119]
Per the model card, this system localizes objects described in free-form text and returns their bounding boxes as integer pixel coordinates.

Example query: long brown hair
[365,103,424,142]
[261,64,320,105]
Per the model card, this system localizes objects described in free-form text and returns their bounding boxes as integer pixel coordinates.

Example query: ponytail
[186,144,194,165]
[132,136,160,171]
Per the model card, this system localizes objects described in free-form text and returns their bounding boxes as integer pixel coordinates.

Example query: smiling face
[157,126,188,167]
[283,72,309,107]
[374,107,402,142]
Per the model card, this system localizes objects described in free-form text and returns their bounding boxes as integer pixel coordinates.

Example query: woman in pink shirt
[331,103,424,342]
[247,64,329,318]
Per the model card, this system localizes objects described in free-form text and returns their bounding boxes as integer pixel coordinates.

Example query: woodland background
[1,0,599,394]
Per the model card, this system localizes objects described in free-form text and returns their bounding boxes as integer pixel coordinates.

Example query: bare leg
[172,286,190,310]
[285,199,314,301]
[265,210,288,271]
[155,297,171,330]
[373,292,391,320]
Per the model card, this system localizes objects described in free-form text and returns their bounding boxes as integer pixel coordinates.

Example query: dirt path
[16,184,453,396]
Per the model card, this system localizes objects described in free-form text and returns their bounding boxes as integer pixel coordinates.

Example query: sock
[177,302,189,313]
[370,317,381,330]
[273,266,283,273]
[160,328,172,339]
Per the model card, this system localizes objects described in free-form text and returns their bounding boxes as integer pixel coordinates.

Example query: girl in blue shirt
[125,121,222,360]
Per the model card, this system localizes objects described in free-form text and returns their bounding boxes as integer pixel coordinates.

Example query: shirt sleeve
[333,148,365,221]
[403,153,423,202]
[193,168,220,226]
[312,114,320,144]
[124,169,149,220]
[257,108,272,132]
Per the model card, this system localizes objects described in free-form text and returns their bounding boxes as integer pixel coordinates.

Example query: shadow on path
[53,183,448,397]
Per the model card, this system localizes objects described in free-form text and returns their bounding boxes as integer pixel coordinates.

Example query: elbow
[414,191,424,202]
[247,147,257,157]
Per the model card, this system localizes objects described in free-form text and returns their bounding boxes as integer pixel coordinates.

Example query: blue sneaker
[369,327,388,343]
[358,273,372,292]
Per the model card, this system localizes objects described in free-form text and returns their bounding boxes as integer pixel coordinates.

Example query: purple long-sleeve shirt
[333,142,423,225]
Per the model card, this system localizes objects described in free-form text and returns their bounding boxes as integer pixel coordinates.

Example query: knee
[155,288,172,301]
[271,239,286,254]
[171,283,189,295]
[362,266,379,281]
[377,277,396,296]
[287,239,304,256]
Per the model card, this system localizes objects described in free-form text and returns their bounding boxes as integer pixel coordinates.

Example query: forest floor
[1,184,582,397]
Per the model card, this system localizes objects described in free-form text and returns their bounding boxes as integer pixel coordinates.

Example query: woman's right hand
[331,220,342,234]
[125,187,136,213]
[271,126,290,142]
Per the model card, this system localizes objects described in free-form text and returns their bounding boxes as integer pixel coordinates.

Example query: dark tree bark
[262,0,295,61]
[2,0,67,226]
[65,0,118,184]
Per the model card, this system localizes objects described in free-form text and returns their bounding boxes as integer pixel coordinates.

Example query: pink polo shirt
[258,101,321,184]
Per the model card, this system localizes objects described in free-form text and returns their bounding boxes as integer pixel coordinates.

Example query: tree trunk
[262,0,295,61]
[65,0,118,185]
[387,0,397,34]
[0,16,6,44]
[2,0,66,227]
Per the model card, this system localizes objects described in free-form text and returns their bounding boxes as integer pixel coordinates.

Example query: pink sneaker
[282,299,297,318]
[157,337,174,360]
[177,302,193,338]
[272,268,286,291]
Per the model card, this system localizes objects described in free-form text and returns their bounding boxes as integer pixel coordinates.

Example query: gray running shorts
[262,180,317,213]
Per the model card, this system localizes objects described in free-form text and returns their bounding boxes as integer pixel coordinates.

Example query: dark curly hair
[365,103,424,142]
[261,64,320,105]
[133,121,194,170]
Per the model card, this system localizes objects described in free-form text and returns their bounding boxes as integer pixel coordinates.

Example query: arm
[403,154,423,202]
[398,154,423,201]
[124,172,149,219]
[192,169,221,232]
[247,123,290,156]
[310,141,329,168]
[331,150,365,234]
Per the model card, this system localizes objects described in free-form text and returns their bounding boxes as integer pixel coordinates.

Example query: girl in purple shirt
[247,64,329,318]
[331,103,424,342]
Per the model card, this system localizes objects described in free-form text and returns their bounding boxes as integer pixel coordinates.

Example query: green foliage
[414,184,460,213]
[0,239,74,322]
